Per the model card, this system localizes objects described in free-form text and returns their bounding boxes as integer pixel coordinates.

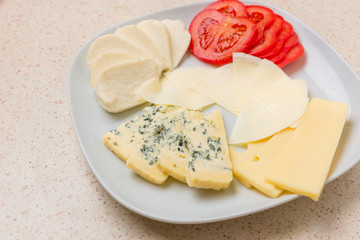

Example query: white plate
[68,1,360,224]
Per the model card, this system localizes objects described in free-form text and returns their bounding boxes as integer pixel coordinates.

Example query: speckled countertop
[1,0,360,239]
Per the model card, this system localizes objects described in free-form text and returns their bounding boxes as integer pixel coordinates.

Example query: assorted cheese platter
[68,0,360,223]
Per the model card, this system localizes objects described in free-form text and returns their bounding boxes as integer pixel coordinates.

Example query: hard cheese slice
[229,78,308,143]
[184,109,233,190]
[266,98,348,201]
[230,128,294,198]
[137,67,214,110]
[192,64,237,114]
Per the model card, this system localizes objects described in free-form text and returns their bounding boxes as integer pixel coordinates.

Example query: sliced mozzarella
[87,34,146,69]
[90,52,137,88]
[115,25,165,72]
[137,20,172,71]
[162,19,191,69]
[95,58,159,113]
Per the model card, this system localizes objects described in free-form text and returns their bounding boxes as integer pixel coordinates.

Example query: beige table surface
[1,0,360,239]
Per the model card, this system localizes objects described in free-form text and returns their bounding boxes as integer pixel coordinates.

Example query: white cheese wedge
[230,128,294,198]
[136,68,214,110]
[232,53,262,105]
[192,64,238,114]
[115,25,165,73]
[137,19,172,71]
[137,75,189,108]
[90,52,137,88]
[184,109,233,190]
[165,67,215,110]
[87,34,146,69]
[95,58,159,113]
[162,19,191,69]
[266,98,348,201]
[229,78,308,143]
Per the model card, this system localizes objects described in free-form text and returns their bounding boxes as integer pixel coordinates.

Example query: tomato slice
[265,31,299,63]
[276,43,304,68]
[189,9,256,64]
[259,21,293,58]
[205,0,247,17]
[245,14,284,56]
[246,5,275,46]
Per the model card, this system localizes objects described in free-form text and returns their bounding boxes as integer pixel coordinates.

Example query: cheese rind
[266,98,348,201]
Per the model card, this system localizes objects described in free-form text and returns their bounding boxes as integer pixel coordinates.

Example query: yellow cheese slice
[185,109,233,190]
[87,34,146,69]
[90,52,137,88]
[230,128,294,198]
[266,98,348,201]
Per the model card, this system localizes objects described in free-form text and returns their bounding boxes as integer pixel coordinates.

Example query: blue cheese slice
[184,109,233,190]
[103,105,233,189]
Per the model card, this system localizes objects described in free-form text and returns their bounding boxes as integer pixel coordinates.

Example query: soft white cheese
[95,58,159,113]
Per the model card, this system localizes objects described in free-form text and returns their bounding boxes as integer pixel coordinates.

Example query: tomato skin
[246,5,275,46]
[246,14,284,56]
[259,21,293,58]
[189,9,256,64]
[205,0,247,17]
[276,43,304,68]
[265,31,299,63]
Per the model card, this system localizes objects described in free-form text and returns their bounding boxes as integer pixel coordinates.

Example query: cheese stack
[103,105,233,190]
[87,19,191,113]
[230,98,348,201]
